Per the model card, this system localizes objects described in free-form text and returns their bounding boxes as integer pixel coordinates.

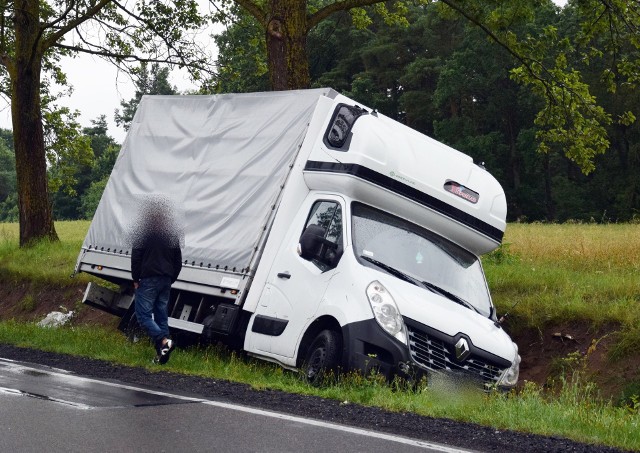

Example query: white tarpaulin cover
[83,89,333,273]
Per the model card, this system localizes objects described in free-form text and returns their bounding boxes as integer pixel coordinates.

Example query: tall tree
[0,0,210,246]
[51,115,119,220]
[215,0,407,90]
[80,116,120,219]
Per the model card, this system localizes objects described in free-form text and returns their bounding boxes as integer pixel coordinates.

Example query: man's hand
[133,282,139,289]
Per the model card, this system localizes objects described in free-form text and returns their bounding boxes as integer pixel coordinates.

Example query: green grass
[0,221,92,285]
[2,220,640,450]
[484,223,640,349]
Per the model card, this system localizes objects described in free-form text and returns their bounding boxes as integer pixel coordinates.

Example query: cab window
[299,201,343,271]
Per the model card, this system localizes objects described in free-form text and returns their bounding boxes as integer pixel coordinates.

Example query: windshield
[351,203,492,317]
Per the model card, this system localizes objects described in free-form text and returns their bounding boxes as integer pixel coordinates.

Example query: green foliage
[210,8,269,94]
[2,0,213,245]
[0,194,18,223]
[424,0,639,175]
[482,243,518,266]
[510,46,612,175]
[81,178,109,219]
[0,136,16,202]
[51,116,119,220]
[312,3,640,222]
[618,381,640,413]
[0,131,17,222]
[45,106,94,197]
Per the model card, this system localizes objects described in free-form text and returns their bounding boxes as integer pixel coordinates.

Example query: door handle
[277,272,291,279]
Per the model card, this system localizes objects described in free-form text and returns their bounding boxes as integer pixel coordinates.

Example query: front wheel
[303,329,341,386]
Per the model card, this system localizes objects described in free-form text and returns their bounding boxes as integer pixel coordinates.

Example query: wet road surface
[0,358,468,453]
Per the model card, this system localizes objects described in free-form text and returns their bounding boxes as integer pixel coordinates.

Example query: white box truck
[74,88,520,388]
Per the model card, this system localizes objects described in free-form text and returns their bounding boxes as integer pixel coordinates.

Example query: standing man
[131,206,183,364]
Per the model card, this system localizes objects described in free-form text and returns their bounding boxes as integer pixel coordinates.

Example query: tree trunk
[12,1,58,246]
[266,0,310,90]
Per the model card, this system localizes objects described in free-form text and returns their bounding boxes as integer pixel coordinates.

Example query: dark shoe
[158,338,175,365]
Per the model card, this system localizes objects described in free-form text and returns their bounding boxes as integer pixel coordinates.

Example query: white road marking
[200,399,473,453]
[0,386,94,409]
[0,359,473,453]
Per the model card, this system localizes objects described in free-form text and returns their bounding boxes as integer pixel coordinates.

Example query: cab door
[251,195,345,359]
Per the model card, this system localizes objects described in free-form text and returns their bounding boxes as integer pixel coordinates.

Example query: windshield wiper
[360,255,425,288]
[421,280,481,314]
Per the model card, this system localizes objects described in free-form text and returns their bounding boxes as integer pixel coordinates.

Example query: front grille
[407,325,504,385]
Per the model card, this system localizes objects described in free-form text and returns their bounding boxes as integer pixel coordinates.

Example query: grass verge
[484,223,640,348]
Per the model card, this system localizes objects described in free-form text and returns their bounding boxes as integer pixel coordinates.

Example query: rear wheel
[118,307,145,343]
[123,313,145,343]
[303,329,341,386]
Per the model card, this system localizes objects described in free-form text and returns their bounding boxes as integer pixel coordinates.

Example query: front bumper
[342,318,414,380]
[342,317,515,388]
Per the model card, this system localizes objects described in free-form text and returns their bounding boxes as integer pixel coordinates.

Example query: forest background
[0,2,638,225]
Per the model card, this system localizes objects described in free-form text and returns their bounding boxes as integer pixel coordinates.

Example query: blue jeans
[135,275,172,344]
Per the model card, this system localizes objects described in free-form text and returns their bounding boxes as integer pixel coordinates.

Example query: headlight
[366,280,407,345]
[498,343,520,388]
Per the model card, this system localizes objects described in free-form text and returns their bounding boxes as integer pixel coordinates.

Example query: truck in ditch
[74,88,520,388]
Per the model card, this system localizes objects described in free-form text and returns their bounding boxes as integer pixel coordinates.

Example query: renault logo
[455,338,470,361]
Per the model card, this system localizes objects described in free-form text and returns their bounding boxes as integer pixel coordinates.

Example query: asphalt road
[0,358,465,453]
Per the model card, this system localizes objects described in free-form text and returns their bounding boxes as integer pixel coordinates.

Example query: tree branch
[439,0,542,78]
[111,0,209,78]
[41,0,114,50]
[42,0,77,32]
[438,0,609,123]
[224,0,267,28]
[308,0,383,31]
[53,42,210,70]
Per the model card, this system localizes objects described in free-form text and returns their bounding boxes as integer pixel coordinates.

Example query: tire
[303,330,341,386]
[123,313,145,343]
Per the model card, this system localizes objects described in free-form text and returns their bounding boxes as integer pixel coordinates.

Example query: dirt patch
[2,281,639,401]
[510,321,640,401]
[0,281,118,328]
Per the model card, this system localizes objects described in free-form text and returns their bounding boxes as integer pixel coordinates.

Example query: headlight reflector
[498,343,520,388]
[366,280,407,344]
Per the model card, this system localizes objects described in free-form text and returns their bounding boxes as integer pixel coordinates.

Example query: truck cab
[242,98,519,388]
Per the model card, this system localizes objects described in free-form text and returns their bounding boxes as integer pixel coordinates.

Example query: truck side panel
[77,89,335,287]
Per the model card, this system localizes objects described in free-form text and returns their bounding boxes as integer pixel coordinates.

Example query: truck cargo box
[75,89,337,298]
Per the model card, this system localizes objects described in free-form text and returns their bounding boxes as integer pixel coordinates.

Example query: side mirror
[298,225,340,267]
[298,225,327,260]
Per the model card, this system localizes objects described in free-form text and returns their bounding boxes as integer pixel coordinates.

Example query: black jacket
[131,232,182,283]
